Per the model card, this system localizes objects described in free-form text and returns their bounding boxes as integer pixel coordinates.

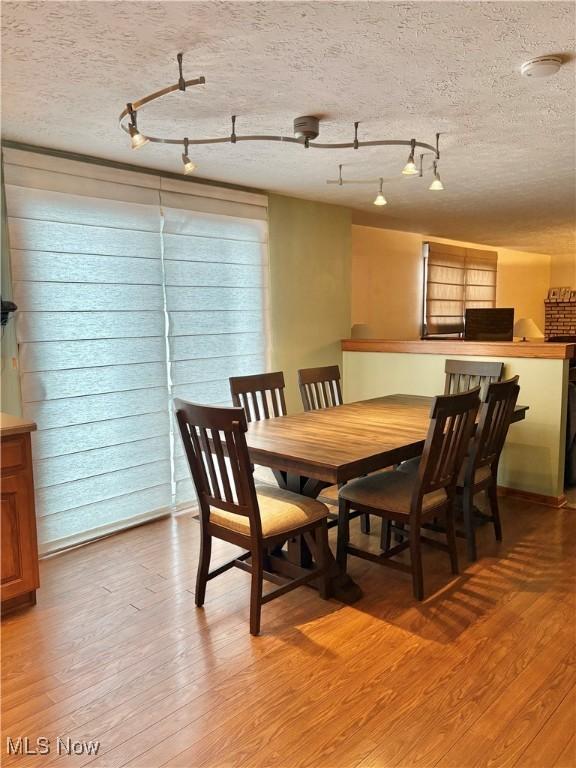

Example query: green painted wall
[0,161,21,415]
[268,194,351,413]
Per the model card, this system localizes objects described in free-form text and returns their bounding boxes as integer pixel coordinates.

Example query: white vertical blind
[3,149,268,551]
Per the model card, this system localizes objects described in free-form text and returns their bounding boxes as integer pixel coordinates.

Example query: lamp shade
[351,323,372,339]
[514,317,543,340]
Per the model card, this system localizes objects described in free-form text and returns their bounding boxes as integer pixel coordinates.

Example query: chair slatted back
[230,371,287,422]
[444,359,504,400]
[174,400,260,531]
[298,365,343,411]
[471,376,520,474]
[416,388,481,498]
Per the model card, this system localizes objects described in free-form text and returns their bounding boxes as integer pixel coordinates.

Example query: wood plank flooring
[2,495,575,768]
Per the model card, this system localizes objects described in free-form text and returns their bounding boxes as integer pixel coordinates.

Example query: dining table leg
[268,470,363,604]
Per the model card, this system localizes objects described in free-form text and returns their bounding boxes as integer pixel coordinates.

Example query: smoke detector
[293,116,320,140]
[520,56,562,78]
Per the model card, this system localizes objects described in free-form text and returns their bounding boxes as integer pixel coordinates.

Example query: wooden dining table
[246,394,528,603]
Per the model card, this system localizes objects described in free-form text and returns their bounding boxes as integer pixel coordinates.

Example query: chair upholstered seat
[339,469,447,516]
[210,485,329,538]
[399,456,492,488]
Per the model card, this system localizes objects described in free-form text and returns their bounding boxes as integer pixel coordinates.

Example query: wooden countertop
[0,412,37,437]
[342,339,576,360]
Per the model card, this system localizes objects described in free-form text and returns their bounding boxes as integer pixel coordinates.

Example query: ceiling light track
[119,53,442,180]
[327,152,444,206]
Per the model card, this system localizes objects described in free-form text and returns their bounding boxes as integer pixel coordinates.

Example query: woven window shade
[3,148,268,553]
[424,243,497,336]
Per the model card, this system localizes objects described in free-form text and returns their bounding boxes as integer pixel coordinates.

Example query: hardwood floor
[2,495,575,768]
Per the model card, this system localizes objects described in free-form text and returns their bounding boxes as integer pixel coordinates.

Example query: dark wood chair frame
[175,399,331,636]
[458,376,520,561]
[444,359,504,399]
[337,388,481,600]
[298,365,343,411]
[298,364,372,535]
[230,371,287,422]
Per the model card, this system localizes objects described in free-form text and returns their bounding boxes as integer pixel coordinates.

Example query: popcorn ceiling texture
[1,1,575,259]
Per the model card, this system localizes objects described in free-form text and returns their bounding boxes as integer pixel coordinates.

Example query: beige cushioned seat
[339,469,447,516]
[210,485,328,538]
[399,456,492,488]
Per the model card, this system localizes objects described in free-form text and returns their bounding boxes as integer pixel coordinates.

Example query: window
[422,242,497,337]
[3,149,268,553]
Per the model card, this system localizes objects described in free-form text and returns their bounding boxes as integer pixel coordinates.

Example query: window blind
[422,242,497,337]
[3,148,268,552]
[160,181,268,505]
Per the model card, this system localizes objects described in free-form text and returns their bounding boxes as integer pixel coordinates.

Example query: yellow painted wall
[343,351,568,499]
[351,225,552,338]
[550,253,576,288]
[268,194,351,413]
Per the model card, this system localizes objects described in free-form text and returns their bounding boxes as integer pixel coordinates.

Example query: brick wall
[545,299,576,339]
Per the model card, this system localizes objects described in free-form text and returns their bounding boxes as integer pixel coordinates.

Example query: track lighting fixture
[119,54,443,190]
[429,161,444,191]
[373,178,387,206]
[402,139,418,175]
[181,138,196,174]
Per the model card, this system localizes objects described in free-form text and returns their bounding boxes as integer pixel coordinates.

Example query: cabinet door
[1,440,40,600]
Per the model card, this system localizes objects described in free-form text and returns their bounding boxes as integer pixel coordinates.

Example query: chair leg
[445,504,459,575]
[195,530,212,607]
[394,522,405,543]
[409,524,424,601]
[249,546,264,636]
[487,481,502,541]
[315,519,331,600]
[360,513,371,534]
[380,519,392,552]
[462,486,478,562]
[337,498,350,571]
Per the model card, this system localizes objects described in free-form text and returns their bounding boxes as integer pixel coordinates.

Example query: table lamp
[351,323,372,339]
[514,317,543,341]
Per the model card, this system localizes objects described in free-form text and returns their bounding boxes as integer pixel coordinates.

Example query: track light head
[127,104,149,149]
[402,139,418,175]
[181,138,196,174]
[129,123,149,149]
[429,161,444,191]
[182,154,196,174]
[373,178,387,206]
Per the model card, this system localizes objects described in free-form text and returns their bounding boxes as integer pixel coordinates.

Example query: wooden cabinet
[1,413,39,614]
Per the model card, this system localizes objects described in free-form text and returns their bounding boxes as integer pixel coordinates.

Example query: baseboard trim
[497,486,567,509]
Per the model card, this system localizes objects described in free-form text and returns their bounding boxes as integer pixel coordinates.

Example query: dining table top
[246,394,528,486]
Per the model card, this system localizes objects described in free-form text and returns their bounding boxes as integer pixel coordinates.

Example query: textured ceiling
[2,1,575,258]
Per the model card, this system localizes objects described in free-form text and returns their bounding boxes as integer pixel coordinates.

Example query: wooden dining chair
[298,364,371,533]
[457,376,520,561]
[230,371,287,422]
[337,388,480,600]
[444,359,504,399]
[174,399,331,636]
[298,365,343,411]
